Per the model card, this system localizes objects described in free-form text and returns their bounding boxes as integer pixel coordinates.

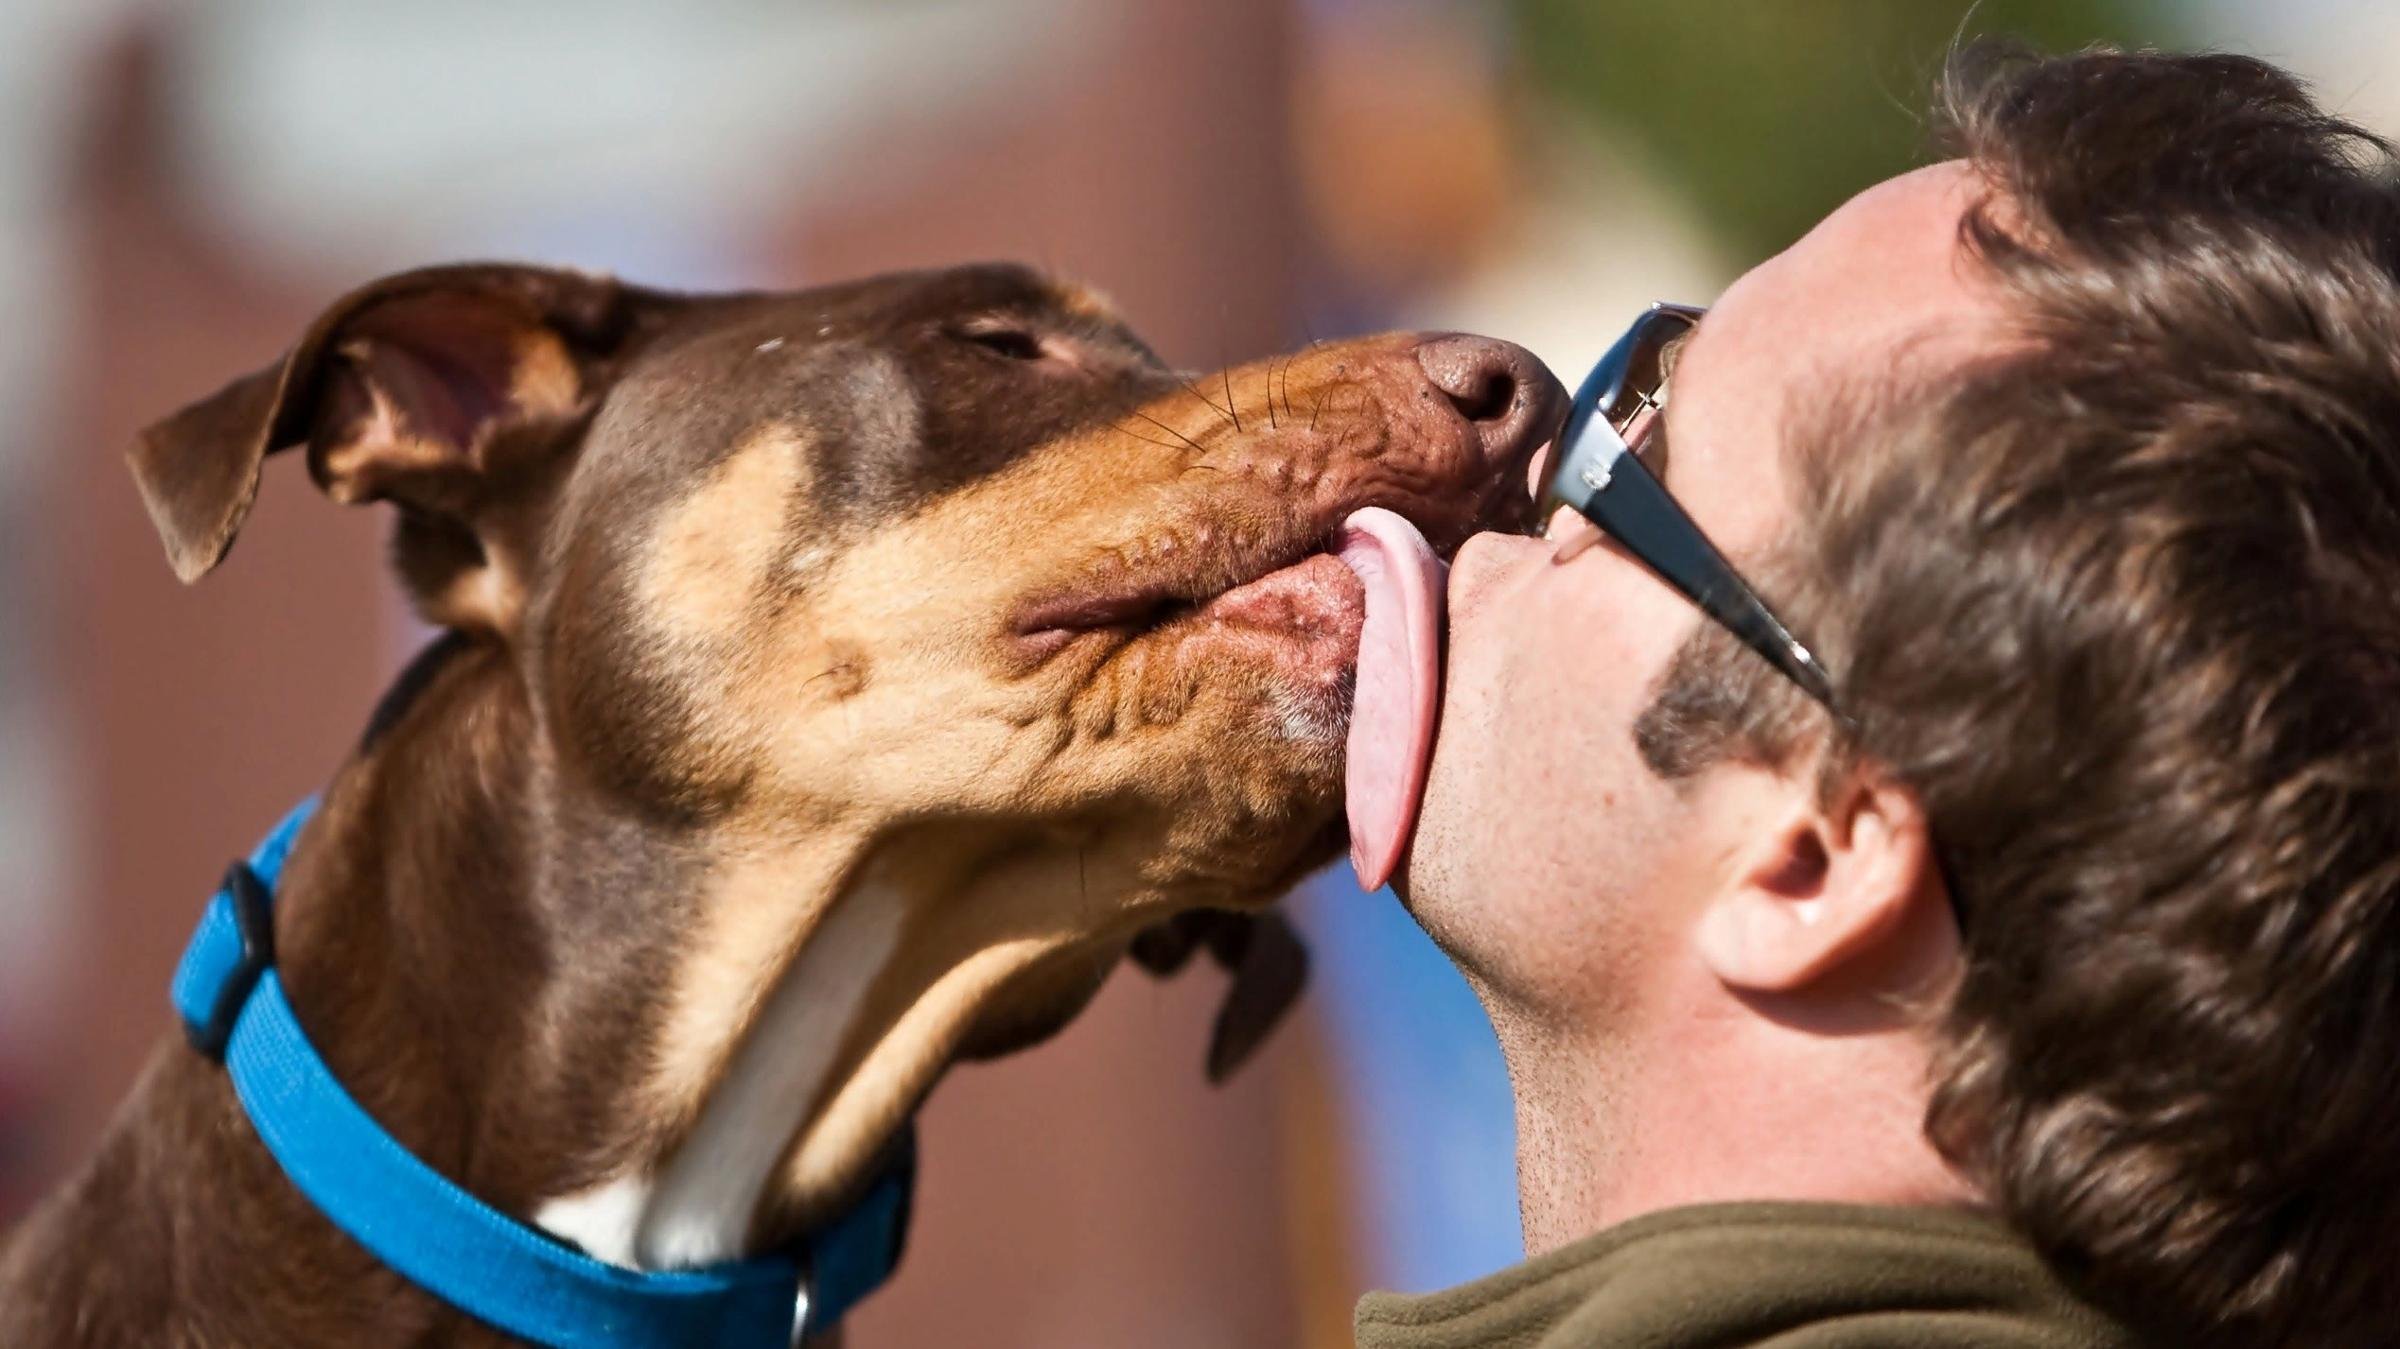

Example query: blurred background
[0,1,2381,1343]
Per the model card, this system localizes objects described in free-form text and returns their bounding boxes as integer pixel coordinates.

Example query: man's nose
[1414,335,1566,476]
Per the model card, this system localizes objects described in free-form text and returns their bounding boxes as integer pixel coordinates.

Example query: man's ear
[1693,762,1948,995]
[127,263,673,628]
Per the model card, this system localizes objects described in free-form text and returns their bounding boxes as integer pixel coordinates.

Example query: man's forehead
[1666,162,2006,555]
[1691,162,1998,390]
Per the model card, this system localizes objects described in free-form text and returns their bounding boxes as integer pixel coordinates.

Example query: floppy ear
[128,263,669,627]
[1131,909,1310,1083]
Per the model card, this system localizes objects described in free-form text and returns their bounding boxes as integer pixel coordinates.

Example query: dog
[0,261,1558,1344]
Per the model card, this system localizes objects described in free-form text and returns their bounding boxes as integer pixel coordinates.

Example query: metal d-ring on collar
[170,799,915,1348]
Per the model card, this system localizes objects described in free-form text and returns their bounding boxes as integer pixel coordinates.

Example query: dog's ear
[1131,910,1310,1083]
[128,263,671,625]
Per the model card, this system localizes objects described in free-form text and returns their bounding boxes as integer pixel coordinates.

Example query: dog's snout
[1414,335,1565,468]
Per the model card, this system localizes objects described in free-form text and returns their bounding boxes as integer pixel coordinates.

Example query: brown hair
[1637,44,2400,1345]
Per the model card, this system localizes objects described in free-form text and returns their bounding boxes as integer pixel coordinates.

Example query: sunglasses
[1535,303,1836,707]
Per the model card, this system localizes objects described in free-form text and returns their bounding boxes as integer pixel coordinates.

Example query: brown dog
[0,262,1558,1344]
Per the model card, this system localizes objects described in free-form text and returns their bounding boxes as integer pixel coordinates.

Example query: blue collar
[170,799,913,1347]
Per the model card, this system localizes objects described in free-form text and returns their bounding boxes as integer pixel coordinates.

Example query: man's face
[1402,162,2005,1028]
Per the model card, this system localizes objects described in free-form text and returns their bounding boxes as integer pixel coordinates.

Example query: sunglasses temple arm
[1711,590,1837,706]
[1589,465,1836,706]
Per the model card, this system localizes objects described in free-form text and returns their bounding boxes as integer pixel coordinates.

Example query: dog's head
[131,261,1558,1229]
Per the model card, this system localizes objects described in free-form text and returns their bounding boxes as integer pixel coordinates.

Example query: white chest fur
[535,888,900,1269]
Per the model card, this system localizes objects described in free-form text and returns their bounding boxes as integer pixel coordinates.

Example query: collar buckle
[183,860,274,1061]
[789,1283,813,1349]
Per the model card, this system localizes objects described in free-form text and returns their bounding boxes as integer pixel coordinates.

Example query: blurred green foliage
[1508,1,2178,263]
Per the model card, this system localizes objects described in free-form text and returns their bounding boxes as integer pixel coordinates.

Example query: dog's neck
[7,635,1102,1335]
[291,635,1094,1271]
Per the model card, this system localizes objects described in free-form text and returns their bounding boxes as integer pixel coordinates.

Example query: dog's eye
[956,323,1048,361]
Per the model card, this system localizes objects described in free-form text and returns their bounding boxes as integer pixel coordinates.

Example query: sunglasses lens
[1530,303,1834,708]
[1610,308,1695,433]
[1617,338,1667,425]
[1537,306,1702,542]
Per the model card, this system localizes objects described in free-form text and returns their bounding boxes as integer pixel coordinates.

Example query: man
[1358,44,2400,1347]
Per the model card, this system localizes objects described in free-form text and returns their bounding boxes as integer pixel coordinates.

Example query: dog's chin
[1015,544,1366,888]
[1130,555,1364,887]
[1158,550,1366,741]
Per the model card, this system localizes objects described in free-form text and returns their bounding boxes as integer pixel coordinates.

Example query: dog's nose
[1415,335,1566,468]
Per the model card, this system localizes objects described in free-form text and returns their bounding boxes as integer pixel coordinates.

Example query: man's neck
[1497,998,1981,1255]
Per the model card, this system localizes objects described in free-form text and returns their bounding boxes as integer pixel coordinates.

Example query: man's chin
[1378,824,1494,987]
[1375,780,1485,959]
[1379,756,1451,909]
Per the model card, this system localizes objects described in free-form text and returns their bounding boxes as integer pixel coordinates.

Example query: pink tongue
[1336,507,1448,892]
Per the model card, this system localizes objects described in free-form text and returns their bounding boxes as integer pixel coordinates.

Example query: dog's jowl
[0,262,1560,1345]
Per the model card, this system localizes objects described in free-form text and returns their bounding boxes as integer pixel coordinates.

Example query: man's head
[1409,155,1999,1008]
[1408,44,2400,1342]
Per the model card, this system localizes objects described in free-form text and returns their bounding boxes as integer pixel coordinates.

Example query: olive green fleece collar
[1355,1202,2147,1349]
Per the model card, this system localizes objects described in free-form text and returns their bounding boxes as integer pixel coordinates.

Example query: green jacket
[1355,1203,2145,1348]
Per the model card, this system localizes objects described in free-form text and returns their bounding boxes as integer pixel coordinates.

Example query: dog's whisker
[1263,359,1280,431]
[1222,366,1243,435]
[1110,421,1186,453]
[1180,378,1234,431]
[1131,408,1210,456]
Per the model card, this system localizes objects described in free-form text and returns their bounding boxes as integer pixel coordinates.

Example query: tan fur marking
[638,870,901,1266]
[764,829,1179,1226]
[1056,283,1124,324]
[638,426,811,640]
[320,366,454,504]
[643,832,864,1127]
[783,934,1060,1207]
[509,330,582,416]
